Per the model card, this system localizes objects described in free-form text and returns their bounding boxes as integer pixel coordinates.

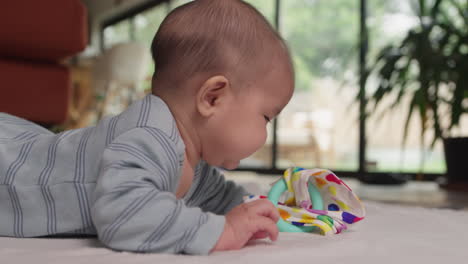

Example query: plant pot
[442,137,468,191]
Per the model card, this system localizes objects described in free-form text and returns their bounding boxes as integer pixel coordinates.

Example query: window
[244,0,275,24]
[100,0,455,179]
[276,0,359,171]
[133,5,168,92]
[103,20,131,48]
[170,0,193,10]
[134,6,167,47]
[366,0,445,173]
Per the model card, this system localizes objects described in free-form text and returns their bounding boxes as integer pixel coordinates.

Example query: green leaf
[450,70,466,130]
[430,0,443,19]
[448,0,468,27]
[402,91,418,147]
[428,79,444,148]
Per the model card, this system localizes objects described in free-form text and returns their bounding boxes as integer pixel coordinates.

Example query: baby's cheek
[253,125,267,147]
[250,127,267,154]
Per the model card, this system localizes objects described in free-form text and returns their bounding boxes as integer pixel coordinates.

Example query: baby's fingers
[251,216,279,242]
[246,199,280,223]
[250,231,269,241]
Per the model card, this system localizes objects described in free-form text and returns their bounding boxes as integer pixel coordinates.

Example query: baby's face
[204,64,294,170]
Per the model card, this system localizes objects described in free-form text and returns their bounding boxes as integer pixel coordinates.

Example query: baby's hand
[211,199,280,252]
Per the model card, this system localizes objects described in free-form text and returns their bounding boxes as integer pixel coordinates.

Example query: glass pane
[243,0,276,26]
[277,0,360,171]
[365,0,468,173]
[134,5,167,47]
[103,20,131,48]
[134,3,169,93]
[170,0,194,10]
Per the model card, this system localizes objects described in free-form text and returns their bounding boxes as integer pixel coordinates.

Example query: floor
[224,171,468,211]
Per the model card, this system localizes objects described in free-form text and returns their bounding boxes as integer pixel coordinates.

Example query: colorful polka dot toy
[243,167,365,235]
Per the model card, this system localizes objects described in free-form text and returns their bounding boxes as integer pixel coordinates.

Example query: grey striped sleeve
[189,164,250,215]
[91,127,225,255]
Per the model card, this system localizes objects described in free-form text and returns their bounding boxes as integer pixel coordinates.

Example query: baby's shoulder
[118,95,176,135]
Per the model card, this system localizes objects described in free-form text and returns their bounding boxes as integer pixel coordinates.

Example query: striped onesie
[0,94,247,255]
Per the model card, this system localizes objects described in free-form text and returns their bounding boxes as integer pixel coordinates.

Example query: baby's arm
[187,164,250,215]
[91,127,225,255]
[187,164,281,252]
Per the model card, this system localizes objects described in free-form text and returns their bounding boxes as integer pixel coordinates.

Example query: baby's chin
[221,160,239,170]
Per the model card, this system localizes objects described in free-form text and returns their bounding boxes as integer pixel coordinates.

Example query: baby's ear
[196,75,231,117]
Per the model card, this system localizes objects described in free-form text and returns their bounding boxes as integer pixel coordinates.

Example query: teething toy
[244,167,365,235]
[267,174,323,232]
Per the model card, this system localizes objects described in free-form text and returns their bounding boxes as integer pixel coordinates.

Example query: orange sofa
[0,0,88,125]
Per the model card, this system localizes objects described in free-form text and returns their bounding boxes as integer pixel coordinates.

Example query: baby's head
[150,0,294,169]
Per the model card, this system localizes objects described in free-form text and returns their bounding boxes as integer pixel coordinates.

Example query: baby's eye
[264,115,271,122]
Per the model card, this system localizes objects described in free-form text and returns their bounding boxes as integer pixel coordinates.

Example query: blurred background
[1,0,467,208]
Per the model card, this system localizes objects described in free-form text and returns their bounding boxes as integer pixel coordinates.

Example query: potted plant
[367,0,467,188]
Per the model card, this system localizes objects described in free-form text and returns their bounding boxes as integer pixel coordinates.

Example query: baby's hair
[151,0,292,92]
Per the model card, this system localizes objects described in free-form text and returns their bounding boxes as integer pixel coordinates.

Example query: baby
[0,0,294,255]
